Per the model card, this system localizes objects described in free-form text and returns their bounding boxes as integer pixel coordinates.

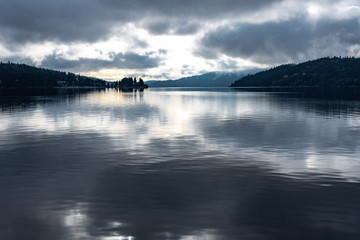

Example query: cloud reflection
[1,89,360,239]
[1,88,360,179]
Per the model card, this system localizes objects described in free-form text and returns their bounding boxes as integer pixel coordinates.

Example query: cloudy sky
[1,0,360,80]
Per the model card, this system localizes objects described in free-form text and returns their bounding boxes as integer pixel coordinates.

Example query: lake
[1,87,360,240]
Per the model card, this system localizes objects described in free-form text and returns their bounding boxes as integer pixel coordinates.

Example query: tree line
[0,62,107,88]
[230,57,360,87]
[0,62,148,90]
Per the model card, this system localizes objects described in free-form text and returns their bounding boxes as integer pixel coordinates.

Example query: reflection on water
[1,88,360,239]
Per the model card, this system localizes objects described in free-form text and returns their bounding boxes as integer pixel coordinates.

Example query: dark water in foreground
[1,88,360,240]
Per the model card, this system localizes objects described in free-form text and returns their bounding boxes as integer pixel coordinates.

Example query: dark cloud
[2,0,359,73]
[0,0,121,45]
[157,49,168,55]
[40,52,162,72]
[219,59,239,70]
[144,20,200,35]
[2,56,35,66]
[132,38,149,48]
[0,0,282,45]
[102,0,282,18]
[199,17,360,64]
[144,21,171,35]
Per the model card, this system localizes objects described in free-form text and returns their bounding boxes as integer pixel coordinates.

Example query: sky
[1,0,360,80]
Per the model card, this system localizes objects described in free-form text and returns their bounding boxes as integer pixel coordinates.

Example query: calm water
[1,88,360,240]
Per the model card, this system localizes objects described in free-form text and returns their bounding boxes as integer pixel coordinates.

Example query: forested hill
[0,62,106,88]
[147,71,259,87]
[230,57,360,87]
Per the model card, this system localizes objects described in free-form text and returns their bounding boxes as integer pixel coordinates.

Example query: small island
[109,77,148,91]
[230,57,360,87]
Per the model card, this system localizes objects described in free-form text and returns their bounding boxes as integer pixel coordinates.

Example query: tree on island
[109,77,148,90]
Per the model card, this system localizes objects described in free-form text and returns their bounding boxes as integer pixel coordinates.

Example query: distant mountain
[0,62,106,88]
[230,57,360,87]
[147,70,260,87]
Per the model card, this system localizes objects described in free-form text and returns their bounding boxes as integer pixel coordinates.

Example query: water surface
[1,88,360,240]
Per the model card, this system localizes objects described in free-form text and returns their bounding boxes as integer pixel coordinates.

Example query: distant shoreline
[0,86,107,89]
[230,57,360,88]
[0,86,149,91]
[230,86,360,88]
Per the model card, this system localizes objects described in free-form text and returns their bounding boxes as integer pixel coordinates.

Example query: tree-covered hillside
[230,57,360,87]
[0,62,106,88]
[147,71,259,87]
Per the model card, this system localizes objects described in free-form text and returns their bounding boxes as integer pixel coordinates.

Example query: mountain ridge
[146,70,260,87]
